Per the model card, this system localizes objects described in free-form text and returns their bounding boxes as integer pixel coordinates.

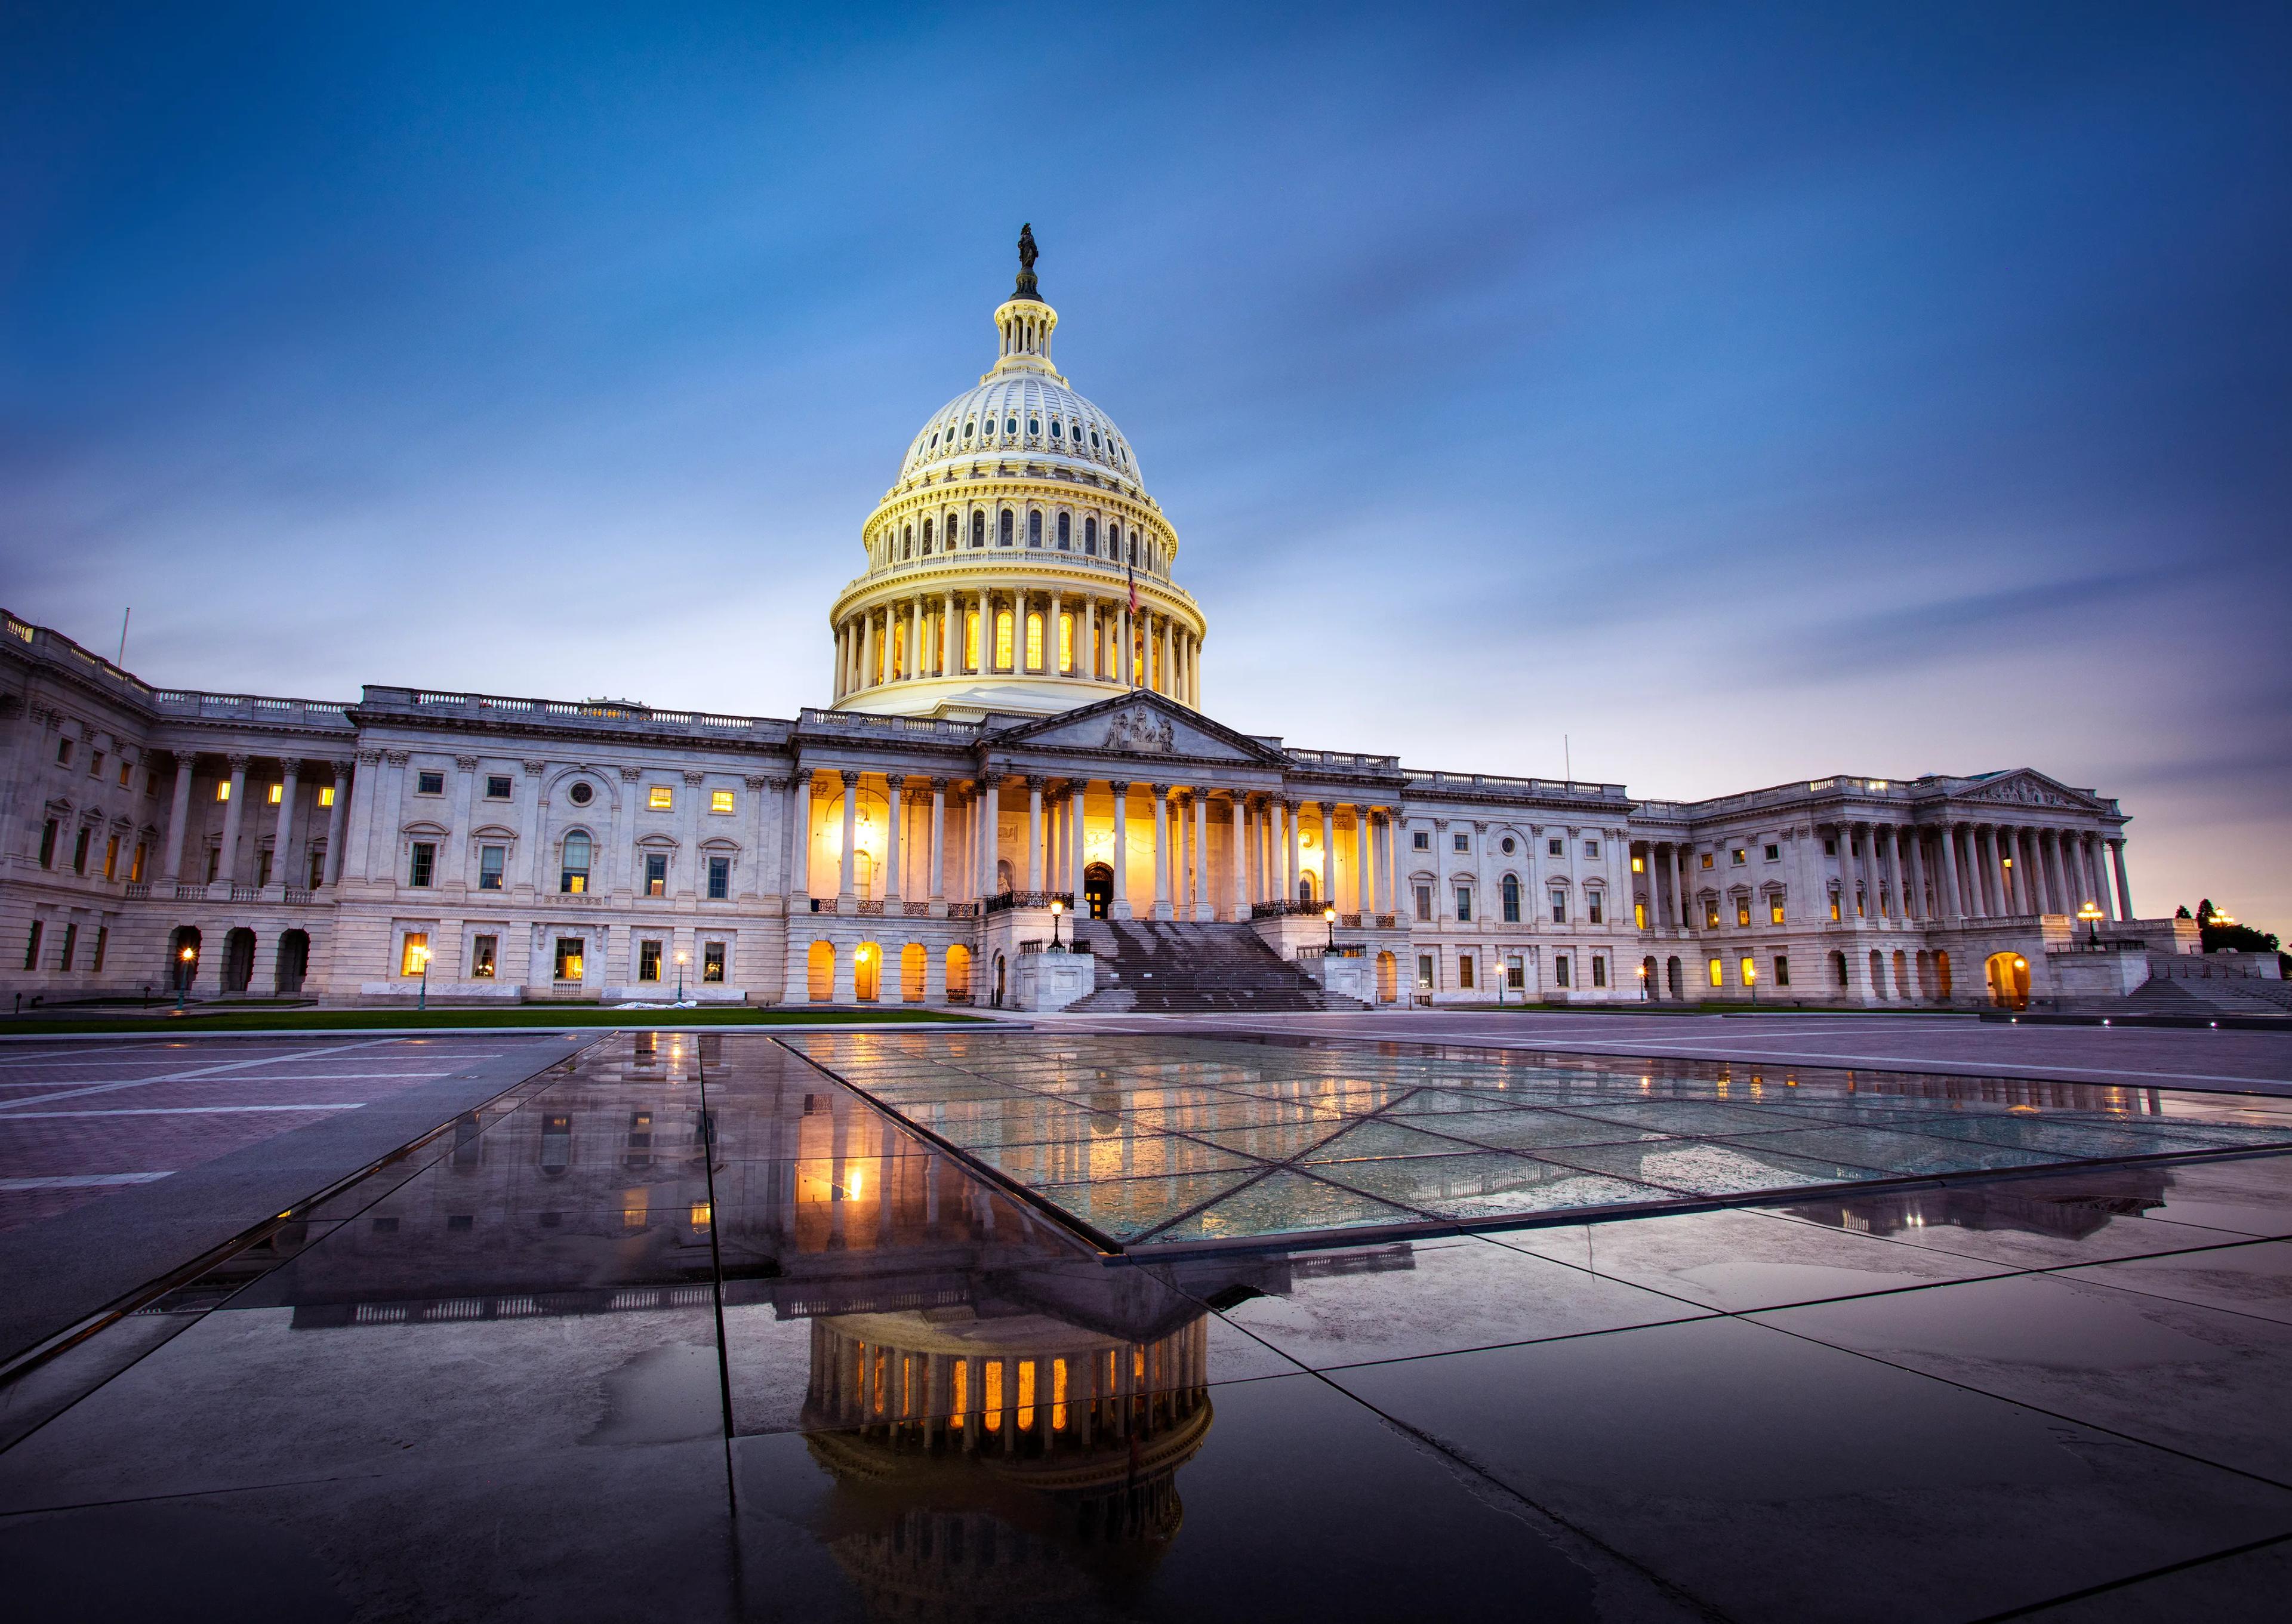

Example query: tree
[2188,899,2281,956]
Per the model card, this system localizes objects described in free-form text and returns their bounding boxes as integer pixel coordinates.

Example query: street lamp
[2078,901,2103,945]
[674,948,688,1001]
[1049,896,1064,950]
[412,942,430,1012]
[175,944,195,1012]
[1745,959,1758,1007]
[1637,963,1650,1002]
[1323,905,1338,950]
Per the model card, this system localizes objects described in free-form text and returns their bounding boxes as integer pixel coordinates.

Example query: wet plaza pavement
[3,1030,2291,1620]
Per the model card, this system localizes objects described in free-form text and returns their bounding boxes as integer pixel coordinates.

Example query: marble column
[1069,784,1088,904]
[1110,782,1132,919]
[1194,790,1212,919]
[837,771,859,904]
[161,754,196,882]
[1025,776,1045,893]
[1939,824,1964,919]
[268,759,300,893]
[2109,838,2134,920]
[1318,802,1338,909]
[978,776,1001,896]
[323,760,352,886]
[1229,794,1247,920]
[1283,800,1300,904]
[884,775,905,905]
[1354,808,1371,918]
[929,779,947,907]
[214,754,249,890]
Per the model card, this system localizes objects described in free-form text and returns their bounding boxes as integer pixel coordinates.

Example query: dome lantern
[988,223,1061,383]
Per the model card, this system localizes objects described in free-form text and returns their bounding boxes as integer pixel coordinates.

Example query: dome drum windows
[998,509,1014,547]
[1056,511,1071,550]
[972,511,987,548]
[1084,516,1098,555]
[1027,510,1042,547]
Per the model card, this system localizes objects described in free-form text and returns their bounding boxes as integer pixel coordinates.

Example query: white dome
[896,372,1145,490]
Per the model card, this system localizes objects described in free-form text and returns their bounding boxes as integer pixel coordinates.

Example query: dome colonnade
[829,241,1206,719]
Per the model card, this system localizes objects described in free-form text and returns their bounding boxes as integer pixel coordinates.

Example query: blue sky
[5,2,2288,932]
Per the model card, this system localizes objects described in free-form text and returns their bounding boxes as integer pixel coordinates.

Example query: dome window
[1083,516,1098,555]
[1049,420,1062,439]
[1056,511,1071,549]
[971,511,986,548]
[998,509,1013,547]
[1027,510,1042,547]
[1090,430,1101,448]
[922,518,934,553]
[1005,417,1018,435]
[963,420,975,439]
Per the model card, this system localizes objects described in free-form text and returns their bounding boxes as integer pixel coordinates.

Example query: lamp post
[675,949,688,1001]
[2078,901,2103,945]
[1745,959,1758,1007]
[1637,962,1650,1003]
[1049,896,1064,950]
[175,944,195,1012]
[413,942,430,1012]
[1323,905,1337,950]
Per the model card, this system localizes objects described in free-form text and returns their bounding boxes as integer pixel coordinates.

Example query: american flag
[1126,561,1138,614]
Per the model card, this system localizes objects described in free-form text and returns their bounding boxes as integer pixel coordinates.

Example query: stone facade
[0,249,2180,1012]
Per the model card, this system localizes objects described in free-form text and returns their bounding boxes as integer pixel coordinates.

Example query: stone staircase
[1062,919,1370,1014]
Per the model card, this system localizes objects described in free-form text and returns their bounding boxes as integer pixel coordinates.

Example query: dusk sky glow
[5,3,2288,931]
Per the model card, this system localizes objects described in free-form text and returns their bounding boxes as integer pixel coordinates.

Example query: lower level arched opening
[1868,949,1887,1001]
[1665,955,1683,1000]
[991,951,1007,1008]
[168,925,202,991]
[1936,949,1954,1000]
[1985,950,2031,1010]
[899,942,926,1003]
[1640,956,1659,1000]
[945,944,972,1004]
[806,940,835,1003]
[1084,862,1113,919]
[1376,950,1397,1003]
[853,941,880,1002]
[275,928,310,993]
[221,927,257,994]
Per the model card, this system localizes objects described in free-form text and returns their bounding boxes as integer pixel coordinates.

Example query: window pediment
[400,819,451,837]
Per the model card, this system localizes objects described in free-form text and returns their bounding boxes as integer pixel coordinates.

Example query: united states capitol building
[2,234,2188,1015]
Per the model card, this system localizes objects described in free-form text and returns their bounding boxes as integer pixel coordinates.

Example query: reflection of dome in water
[801,1308,1212,1620]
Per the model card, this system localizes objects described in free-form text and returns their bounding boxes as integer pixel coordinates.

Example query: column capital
[619,765,642,782]
[839,769,861,788]
[356,748,385,766]
[1108,779,1130,795]
[1024,775,1045,791]
[225,753,252,771]
[1149,782,1170,798]
[929,776,948,792]
[384,750,410,767]
[278,757,303,779]
[522,759,546,776]
[682,770,706,786]
[744,775,771,791]
[885,772,907,791]
[330,759,356,779]
[457,755,481,772]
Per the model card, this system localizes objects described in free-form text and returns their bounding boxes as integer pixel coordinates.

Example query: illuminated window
[1699,851,1714,869]
[1730,848,1746,865]
[486,775,512,800]
[1740,956,1756,986]
[472,935,497,978]
[995,609,1015,668]
[645,853,667,896]
[1058,612,1074,671]
[710,789,735,815]
[266,782,283,805]
[965,610,981,669]
[215,780,230,802]
[401,932,429,976]
[1631,855,1644,873]
[408,842,435,888]
[1704,900,1721,929]
[639,939,663,981]
[554,937,584,980]
[1736,899,1751,927]
[131,843,146,883]
[648,785,673,811]
[1634,900,1647,929]
[417,771,444,795]
[703,941,725,982]
[1025,611,1044,669]
[984,1360,1003,1431]
[119,762,132,788]
[560,832,591,893]
[1709,956,1724,988]
[1829,891,1841,922]
[1507,953,1525,989]
[478,845,505,890]
[103,835,119,880]
[1770,896,1786,925]
[1416,953,1434,990]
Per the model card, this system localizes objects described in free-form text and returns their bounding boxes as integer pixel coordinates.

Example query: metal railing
[984,889,1074,915]
[1250,898,1327,919]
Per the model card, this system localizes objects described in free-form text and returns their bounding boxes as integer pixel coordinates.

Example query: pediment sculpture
[1104,706,1175,754]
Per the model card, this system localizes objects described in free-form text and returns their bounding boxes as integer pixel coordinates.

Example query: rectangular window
[1501,883,1520,923]
[554,938,585,981]
[1416,953,1435,991]
[401,933,430,976]
[38,819,57,867]
[416,770,445,795]
[23,921,41,971]
[1592,956,1607,988]
[1550,888,1566,924]
[648,785,673,811]
[471,935,497,978]
[1584,839,1600,859]
[60,923,76,971]
[308,850,324,889]
[103,835,119,880]
[1454,885,1472,922]
[1736,899,1751,927]
[1740,956,1757,988]
[1413,883,1433,922]
[478,845,505,890]
[90,751,105,779]
[710,789,735,815]
[1458,954,1475,990]
[92,926,107,972]
[318,785,334,807]
[206,848,219,882]
[1412,830,1430,851]
[1453,833,1469,853]
[707,856,731,899]
[131,843,147,883]
[1699,851,1713,869]
[266,782,283,805]
[1730,848,1745,865]
[639,939,663,981]
[1634,900,1647,929]
[254,849,271,888]
[1631,855,1645,874]
[215,779,229,801]
[73,827,90,873]
[1830,892,1841,922]
[1555,956,1572,988]
[645,853,668,896]
[703,941,726,982]
[1764,843,1780,862]
[119,762,132,788]
[486,775,513,800]
[1770,896,1786,925]
[56,738,73,765]
[1588,892,1603,925]
[1708,956,1724,988]
[409,842,435,887]
[995,611,1015,668]
[1704,901,1721,929]
[1507,953,1525,990]
[966,611,981,670]
[1775,955,1791,987]
[1547,837,1563,857]
[1059,612,1074,671]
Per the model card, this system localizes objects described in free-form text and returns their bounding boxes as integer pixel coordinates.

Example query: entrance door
[1984,951,2031,1010]
[1084,862,1113,919]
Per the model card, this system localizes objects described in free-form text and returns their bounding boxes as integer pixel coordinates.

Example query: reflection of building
[3,232,2184,1013]
[1789,1163,2171,1242]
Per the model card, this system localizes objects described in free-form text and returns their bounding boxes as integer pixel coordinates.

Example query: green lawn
[0,1006,988,1035]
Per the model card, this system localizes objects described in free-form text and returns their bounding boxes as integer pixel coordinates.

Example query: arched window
[1027,510,1042,547]
[1084,516,1098,554]
[1501,874,1521,922]
[994,609,1015,669]
[1056,512,1070,549]
[1106,523,1120,558]
[922,517,934,553]
[999,509,1013,547]
[972,511,985,548]
[1128,535,1139,566]
[560,832,592,895]
[902,524,913,559]
[1025,611,1044,670]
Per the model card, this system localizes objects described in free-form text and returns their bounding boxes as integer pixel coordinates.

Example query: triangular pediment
[987,691,1288,766]
[1951,769,2103,811]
